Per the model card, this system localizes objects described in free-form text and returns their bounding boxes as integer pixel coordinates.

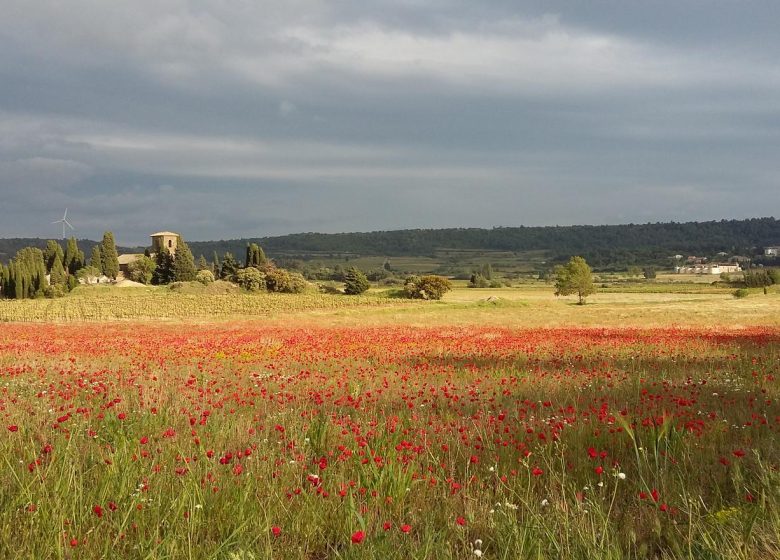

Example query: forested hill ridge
[2,218,779,268]
[188,218,780,267]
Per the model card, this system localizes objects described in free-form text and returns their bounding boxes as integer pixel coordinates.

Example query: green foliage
[43,240,64,272]
[266,268,308,293]
[733,288,749,298]
[100,231,120,279]
[768,269,780,284]
[76,266,102,284]
[743,270,773,288]
[64,237,84,274]
[197,255,208,271]
[196,269,215,284]
[128,255,156,285]
[173,238,197,282]
[245,243,267,268]
[343,267,370,295]
[403,275,452,300]
[643,267,657,279]
[554,256,595,305]
[89,246,102,271]
[235,267,266,292]
[220,252,239,281]
[153,247,175,285]
[177,217,780,269]
[1,247,47,299]
[468,273,490,288]
[49,253,66,287]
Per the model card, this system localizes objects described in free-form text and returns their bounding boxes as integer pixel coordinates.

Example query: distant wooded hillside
[186,218,780,267]
[2,218,778,269]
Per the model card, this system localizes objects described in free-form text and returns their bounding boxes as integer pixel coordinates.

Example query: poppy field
[1,323,779,559]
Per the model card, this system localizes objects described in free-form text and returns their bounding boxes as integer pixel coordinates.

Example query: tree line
[0,233,120,299]
[183,217,780,268]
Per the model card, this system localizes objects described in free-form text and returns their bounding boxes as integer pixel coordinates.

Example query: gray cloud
[0,1,778,246]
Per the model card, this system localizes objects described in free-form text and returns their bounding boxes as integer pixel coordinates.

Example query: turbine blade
[65,220,75,230]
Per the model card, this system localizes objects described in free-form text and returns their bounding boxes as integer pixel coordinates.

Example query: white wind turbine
[51,209,75,239]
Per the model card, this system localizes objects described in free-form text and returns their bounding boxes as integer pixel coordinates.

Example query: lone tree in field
[343,267,370,295]
[100,231,120,279]
[403,275,452,300]
[554,256,595,305]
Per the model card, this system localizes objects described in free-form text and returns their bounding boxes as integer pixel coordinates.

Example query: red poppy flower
[351,530,365,544]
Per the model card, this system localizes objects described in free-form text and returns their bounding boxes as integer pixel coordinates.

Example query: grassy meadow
[1,281,779,559]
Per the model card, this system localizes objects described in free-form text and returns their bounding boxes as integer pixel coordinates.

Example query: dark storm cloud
[0,1,778,245]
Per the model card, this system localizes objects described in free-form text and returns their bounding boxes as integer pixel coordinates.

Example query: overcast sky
[1,1,778,245]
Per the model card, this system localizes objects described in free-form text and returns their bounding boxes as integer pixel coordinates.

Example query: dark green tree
[43,240,64,272]
[554,256,595,305]
[197,255,208,271]
[212,251,221,277]
[3,247,47,299]
[152,247,176,285]
[89,246,102,271]
[64,237,84,274]
[343,267,370,295]
[100,232,120,279]
[49,253,66,286]
[220,252,239,281]
[245,243,268,268]
[173,237,197,282]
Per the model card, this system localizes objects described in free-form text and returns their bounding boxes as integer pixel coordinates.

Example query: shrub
[196,270,215,285]
[343,267,370,295]
[44,284,67,298]
[468,274,490,288]
[128,255,156,285]
[733,288,749,298]
[403,275,452,300]
[235,267,266,292]
[266,269,307,293]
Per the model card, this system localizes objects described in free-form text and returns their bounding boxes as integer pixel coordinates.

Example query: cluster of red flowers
[1,323,777,550]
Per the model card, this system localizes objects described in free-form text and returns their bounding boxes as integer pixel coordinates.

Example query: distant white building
[765,246,780,257]
[675,263,741,275]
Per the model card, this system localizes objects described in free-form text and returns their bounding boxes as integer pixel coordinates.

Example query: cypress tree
[89,246,102,271]
[212,251,221,277]
[220,252,238,281]
[100,232,120,279]
[173,238,197,282]
[197,255,208,271]
[64,237,83,274]
[245,243,267,268]
[49,254,66,286]
[43,240,64,272]
[153,247,175,285]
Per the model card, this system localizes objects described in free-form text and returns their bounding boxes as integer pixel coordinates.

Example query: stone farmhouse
[117,231,180,278]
